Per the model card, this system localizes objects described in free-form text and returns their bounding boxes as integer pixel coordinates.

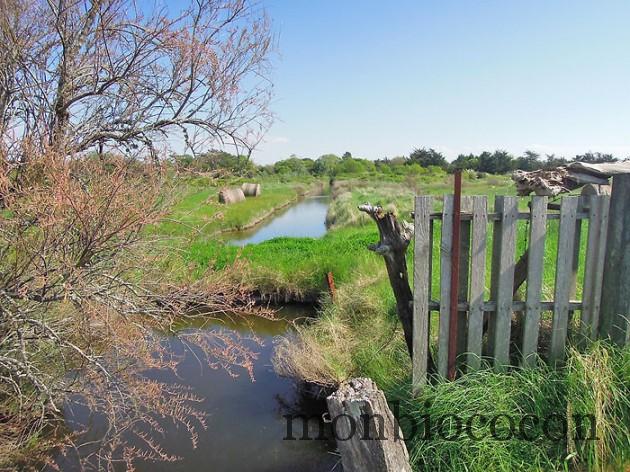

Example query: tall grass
[271,249,630,470]
[392,342,630,472]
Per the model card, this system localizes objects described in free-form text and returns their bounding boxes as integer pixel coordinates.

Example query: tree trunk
[358,204,428,367]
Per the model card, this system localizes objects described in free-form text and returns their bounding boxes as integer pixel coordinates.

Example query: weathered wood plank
[486,202,502,357]
[566,197,585,340]
[550,196,579,364]
[521,196,547,367]
[466,196,487,371]
[456,197,473,366]
[428,219,434,365]
[429,220,434,300]
[600,174,630,345]
[580,195,610,342]
[437,195,454,377]
[489,196,518,371]
[431,299,582,312]
[413,196,432,393]
[589,196,610,338]
[428,212,589,222]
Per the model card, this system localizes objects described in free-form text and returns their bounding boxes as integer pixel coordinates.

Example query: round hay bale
[218,187,246,204]
[241,183,261,197]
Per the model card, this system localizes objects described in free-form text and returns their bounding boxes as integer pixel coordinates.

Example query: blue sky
[252,0,630,164]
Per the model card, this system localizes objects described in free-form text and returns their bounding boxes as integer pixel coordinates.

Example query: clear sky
[253,0,630,165]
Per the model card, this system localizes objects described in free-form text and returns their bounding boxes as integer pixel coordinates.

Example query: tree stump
[358,204,415,356]
[326,378,412,472]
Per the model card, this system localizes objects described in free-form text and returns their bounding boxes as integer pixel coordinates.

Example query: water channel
[225,195,330,246]
[59,195,339,471]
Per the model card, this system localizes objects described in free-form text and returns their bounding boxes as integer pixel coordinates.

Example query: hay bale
[218,187,245,204]
[241,183,261,197]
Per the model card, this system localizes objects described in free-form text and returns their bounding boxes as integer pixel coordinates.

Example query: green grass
[396,342,630,472]
[183,226,380,299]
[275,268,629,471]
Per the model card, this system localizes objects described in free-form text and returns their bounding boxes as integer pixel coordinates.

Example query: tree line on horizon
[171,147,621,178]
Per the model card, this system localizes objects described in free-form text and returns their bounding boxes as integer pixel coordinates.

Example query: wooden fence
[412,193,617,390]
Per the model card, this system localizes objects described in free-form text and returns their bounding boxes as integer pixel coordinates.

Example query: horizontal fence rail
[412,194,614,393]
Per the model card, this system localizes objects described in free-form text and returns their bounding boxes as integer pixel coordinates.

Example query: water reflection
[58,307,339,471]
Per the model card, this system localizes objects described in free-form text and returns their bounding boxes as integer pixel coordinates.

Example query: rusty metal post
[448,170,463,380]
[326,271,336,301]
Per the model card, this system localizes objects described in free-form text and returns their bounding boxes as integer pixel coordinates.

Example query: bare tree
[0,1,274,466]
[0,145,270,468]
[1,0,273,161]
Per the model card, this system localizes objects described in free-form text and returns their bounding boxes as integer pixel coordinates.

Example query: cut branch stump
[326,378,412,472]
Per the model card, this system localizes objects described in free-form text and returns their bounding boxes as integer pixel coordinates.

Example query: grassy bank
[151,175,322,238]
[274,271,629,471]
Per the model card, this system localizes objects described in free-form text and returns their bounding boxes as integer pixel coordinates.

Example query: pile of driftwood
[512,161,630,196]
[217,182,261,204]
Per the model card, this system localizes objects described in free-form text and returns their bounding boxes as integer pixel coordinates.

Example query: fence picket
[567,197,585,340]
[550,196,579,364]
[466,196,487,370]
[489,196,518,371]
[456,197,473,365]
[413,196,432,393]
[437,196,454,377]
[521,196,547,366]
[581,195,610,341]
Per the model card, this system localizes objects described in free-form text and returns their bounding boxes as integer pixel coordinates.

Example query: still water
[226,195,329,246]
[58,198,338,471]
[59,308,339,471]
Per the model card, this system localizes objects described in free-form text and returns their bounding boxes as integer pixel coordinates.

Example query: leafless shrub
[0,145,270,469]
[1,0,275,466]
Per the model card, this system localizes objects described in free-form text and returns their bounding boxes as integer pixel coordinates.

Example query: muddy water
[145,307,338,471]
[225,195,329,246]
